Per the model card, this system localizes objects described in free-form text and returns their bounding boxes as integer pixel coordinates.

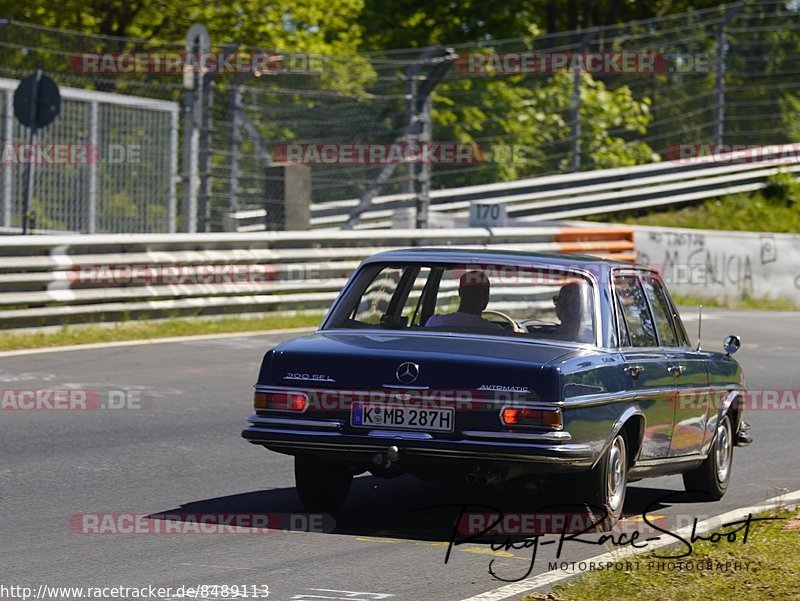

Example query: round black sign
[14,73,61,128]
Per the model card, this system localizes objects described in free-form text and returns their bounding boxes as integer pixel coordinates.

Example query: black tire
[294,455,353,511]
[682,414,733,501]
[579,432,629,529]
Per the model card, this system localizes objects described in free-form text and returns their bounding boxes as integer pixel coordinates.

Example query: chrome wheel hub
[607,436,627,513]
[715,419,732,483]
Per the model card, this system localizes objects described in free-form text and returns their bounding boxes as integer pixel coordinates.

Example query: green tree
[432,72,656,187]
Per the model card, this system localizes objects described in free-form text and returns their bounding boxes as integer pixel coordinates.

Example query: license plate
[351,402,454,433]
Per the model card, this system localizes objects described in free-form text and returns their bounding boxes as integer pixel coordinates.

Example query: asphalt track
[2,309,799,601]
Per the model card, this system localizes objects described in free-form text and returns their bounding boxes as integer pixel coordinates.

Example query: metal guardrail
[309,146,800,229]
[0,226,634,329]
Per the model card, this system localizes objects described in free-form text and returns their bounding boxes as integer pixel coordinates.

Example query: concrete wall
[634,225,800,302]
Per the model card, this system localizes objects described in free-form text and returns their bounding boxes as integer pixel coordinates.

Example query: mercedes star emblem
[395,362,420,384]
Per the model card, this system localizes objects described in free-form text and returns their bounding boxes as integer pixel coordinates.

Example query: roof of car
[363,247,637,268]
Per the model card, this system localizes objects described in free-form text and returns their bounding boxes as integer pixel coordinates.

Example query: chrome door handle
[625,365,645,378]
[668,364,686,377]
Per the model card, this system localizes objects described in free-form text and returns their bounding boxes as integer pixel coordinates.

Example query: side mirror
[723,335,741,355]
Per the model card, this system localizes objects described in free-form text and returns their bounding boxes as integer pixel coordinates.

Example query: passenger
[552,281,592,342]
[426,271,501,329]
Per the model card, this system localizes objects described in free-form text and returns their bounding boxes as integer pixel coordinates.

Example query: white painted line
[0,327,315,358]
[459,488,800,601]
[177,563,257,571]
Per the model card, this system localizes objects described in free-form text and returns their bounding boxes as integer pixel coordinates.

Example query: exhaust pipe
[465,472,479,486]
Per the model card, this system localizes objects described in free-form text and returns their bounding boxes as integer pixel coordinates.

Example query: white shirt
[425,312,501,329]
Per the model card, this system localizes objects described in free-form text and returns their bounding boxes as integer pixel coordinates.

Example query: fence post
[415,94,432,229]
[715,2,744,147]
[2,89,12,228]
[570,31,596,173]
[181,91,199,232]
[181,24,210,233]
[570,66,581,172]
[168,108,179,233]
[405,66,418,198]
[85,101,98,233]
[198,72,213,232]
[227,76,243,224]
[715,22,726,146]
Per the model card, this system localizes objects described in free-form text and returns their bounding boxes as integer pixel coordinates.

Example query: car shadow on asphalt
[149,475,701,543]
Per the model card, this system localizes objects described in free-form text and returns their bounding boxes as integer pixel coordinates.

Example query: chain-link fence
[0,79,178,233]
[214,0,800,230]
[1,0,799,233]
[0,22,180,233]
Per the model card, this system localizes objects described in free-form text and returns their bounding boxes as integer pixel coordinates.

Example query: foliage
[6,0,366,58]
[600,180,800,233]
[358,0,731,47]
[432,72,657,186]
[763,171,800,207]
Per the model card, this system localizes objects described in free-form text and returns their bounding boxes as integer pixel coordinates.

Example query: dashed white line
[178,563,258,571]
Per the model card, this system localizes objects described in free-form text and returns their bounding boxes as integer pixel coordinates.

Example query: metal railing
[0,225,634,328]
[309,146,800,229]
[0,77,179,234]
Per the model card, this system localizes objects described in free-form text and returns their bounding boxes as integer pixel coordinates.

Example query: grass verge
[526,508,800,601]
[0,312,323,352]
[672,293,800,311]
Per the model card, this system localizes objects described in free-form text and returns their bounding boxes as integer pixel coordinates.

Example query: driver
[426,271,501,329]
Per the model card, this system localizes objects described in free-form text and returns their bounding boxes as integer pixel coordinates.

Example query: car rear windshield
[324,262,596,344]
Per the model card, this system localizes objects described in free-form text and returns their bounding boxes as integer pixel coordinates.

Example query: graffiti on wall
[635,227,800,300]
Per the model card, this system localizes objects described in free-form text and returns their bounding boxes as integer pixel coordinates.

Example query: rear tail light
[500,406,562,428]
[254,390,309,412]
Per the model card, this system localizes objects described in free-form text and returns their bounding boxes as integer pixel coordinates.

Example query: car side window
[351,266,404,325]
[613,274,657,347]
[614,294,632,347]
[641,274,680,347]
[402,267,433,326]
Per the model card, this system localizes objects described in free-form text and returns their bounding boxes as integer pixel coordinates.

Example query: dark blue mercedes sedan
[242,249,751,522]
